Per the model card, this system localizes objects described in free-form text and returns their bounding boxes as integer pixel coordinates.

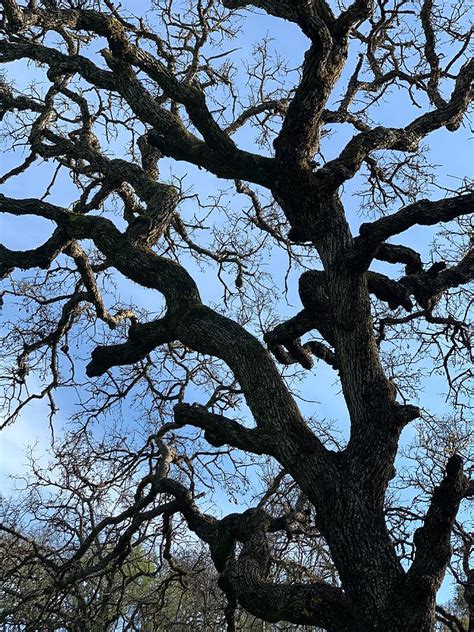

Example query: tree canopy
[0,0,472,630]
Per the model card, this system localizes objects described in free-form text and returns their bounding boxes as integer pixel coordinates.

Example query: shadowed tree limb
[0,227,71,279]
[400,248,474,307]
[0,1,472,628]
[354,192,474,269]
[375,243,423,275]
[404,456,472,617]
[318,58,474,189]
[85,318,175,377]
[335,0,374,37]
[222,0,336,40]
[160,492,356,630]
[0,193,336,514]
[173,403,273,455]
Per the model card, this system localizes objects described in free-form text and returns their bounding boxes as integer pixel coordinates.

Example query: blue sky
[1,0,472,606]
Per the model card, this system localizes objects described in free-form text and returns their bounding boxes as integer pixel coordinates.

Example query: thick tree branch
[156,478,219,545]
[264,309,337,369]
[0,194,201,312]
[420,0,445,109]
[0,80,44,116]
[406,455,471,601]
[353,192,474,269]
[85,317,175,377]
[0,194,336,510]
[375,243,423,275]
[400,248,474,308]
[166,493,355,630]
[319,58,474,188]
[0,227,71,279]
[221,0,335,40]
[219,509,354,630]
[173,403,273,455]
[274,39,345,165]
[367,271,414,311]
[335,0,373,38]
[0,38,276,188]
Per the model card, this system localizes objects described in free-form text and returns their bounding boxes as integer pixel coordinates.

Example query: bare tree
[0,0,473,630]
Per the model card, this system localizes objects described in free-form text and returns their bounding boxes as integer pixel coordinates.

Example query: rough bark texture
[0,0,473,630]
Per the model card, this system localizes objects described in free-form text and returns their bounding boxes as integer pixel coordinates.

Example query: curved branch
[220,510,354,630]
[367,271,413,311]
[0,22,276,188]
[319,58,474,189]
[0,227,70,278]
[173,403,273,455]
[406,455,471,601]
[264,309,337,368]
[159,489,354,630]
[353,191,474,269]
[85,317,175,377]
[0,194,201,312]
[375,243,423,275]
[399,248,474,308]
[222,0,335,40]
[335,0,373,37]
[0,194,335,506]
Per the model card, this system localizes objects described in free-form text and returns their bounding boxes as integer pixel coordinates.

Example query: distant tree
[0,0,472,630]
[435,586,470,632]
